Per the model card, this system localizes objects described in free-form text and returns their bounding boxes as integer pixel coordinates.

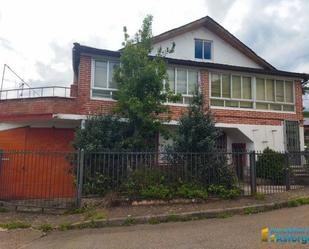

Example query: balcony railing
[0,86,71,100]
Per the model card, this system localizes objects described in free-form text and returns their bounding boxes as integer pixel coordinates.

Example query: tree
[169,89,220,153]
[113,15,176,150]
[73,115,127,151]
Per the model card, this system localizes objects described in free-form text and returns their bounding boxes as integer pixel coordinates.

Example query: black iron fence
[0,150,308,209]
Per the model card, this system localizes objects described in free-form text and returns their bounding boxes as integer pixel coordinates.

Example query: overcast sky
[1,0,309,104]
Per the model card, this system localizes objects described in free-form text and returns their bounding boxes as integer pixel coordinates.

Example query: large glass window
[92,59,119,99]
[195,39,212,60]
[210,72,295,112]
[166,67,199,105]
[211,73,253,109]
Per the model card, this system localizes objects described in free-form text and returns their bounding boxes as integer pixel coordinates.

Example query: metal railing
[0,86,71,100]
[0,150,308,210]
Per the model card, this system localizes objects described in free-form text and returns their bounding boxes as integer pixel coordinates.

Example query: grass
[122,216,136,226]
[58,223,73,231]
[0,222,31,230]
[0,207,8,213]
[287,198,309,207]
[166,214,180,222]
[217,212,232,219]
[84,210,106,220]
[244,207,259,215]
[64,207,89,215]
[148,217,160,225]
[39,224,53,232]
[254,193,265,201]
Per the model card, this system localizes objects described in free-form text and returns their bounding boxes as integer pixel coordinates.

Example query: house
[0,16,308,154]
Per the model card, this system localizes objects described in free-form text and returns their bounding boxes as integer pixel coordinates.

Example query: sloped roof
[72,43,309,81]
[152,16,276,70]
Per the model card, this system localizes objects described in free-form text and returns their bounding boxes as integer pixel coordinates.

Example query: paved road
[2,205,309,249]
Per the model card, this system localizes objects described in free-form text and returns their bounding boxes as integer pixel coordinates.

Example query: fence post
[250,151,257,196]
[285,152,291,191]
[76,149,85,208]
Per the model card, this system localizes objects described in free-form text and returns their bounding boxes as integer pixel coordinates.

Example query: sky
[1,0,309,105]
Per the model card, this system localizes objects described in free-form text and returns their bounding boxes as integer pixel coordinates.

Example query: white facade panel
[152,27,262,69]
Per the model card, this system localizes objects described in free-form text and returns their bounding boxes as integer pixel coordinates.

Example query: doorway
[232,143,246,180]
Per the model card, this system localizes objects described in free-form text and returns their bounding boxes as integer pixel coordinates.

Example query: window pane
[188,70,198,94]
[203,41,211,59]
[283,105,294,111]
[195,39,203,59]
[176,69,187,94]
[242,77,251,99]
[256,102,268,110]
[167,68,175,92]
[94,61,107,88]
[266,79,275,101]
[225,100,239,107]
[222,74,230,98]
[211,73,221,97]
[285,81,294,103]
[276,80,284,102]
[270,104,282,111]
[92,89,112,99]
[211,99,224,106]
[256,78,265,100]
[240,101,253,108]
[232,75,241,99]
[109,62,119,89]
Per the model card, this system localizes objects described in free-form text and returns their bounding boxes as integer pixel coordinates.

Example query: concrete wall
[152,27,262,69]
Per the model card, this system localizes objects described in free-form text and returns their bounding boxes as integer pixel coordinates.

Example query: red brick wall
[0,54,303,126]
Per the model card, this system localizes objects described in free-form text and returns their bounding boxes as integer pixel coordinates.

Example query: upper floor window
[195,39,212,60]
[165,67,199,105]
[91,59,119,99]
[210,72,295,112]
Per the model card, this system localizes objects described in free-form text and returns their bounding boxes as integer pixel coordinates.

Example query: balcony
[0,86,71,100]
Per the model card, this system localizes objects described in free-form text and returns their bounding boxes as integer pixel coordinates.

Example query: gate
[0,151,76,209]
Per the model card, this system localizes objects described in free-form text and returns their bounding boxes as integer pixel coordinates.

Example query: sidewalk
[0,187,309,229]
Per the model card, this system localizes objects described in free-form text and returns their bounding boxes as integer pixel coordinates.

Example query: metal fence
[0,86,71,100]
[0,150,308,209]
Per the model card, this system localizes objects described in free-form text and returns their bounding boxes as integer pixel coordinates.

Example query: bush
[176,184,208,200]
[208,184,240,199]
[83,173,113,196]
[141,185,172,199]
[256,148,286,185]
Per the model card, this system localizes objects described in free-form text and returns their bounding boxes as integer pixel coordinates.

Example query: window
[210,73,253,109]
[195,39,212,60]
[211,72,295,112]
[166,67,199,105]
[92,59,119,99]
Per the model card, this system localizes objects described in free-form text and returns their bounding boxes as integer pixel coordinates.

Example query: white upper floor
[151,27,262,69]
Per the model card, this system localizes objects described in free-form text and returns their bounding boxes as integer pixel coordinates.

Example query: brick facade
[0,54,304,126]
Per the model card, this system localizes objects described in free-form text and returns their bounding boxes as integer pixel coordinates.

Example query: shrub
[256,148,286,185]
[208,184,240,199]
[122,168,168,198]
[39,224,53,232]
[83,173,113,196]
[176,184,208,200]
[140,184,172,199]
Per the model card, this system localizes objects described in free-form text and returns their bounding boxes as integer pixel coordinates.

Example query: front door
[232,143,246,180]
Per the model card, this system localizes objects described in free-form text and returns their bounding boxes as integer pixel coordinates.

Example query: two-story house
[0,16,308,154]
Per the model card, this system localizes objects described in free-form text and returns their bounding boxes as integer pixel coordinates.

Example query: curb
[61,197,308,230]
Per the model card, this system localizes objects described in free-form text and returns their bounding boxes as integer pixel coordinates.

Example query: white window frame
[209,71,296,113]
[90,58,119,101]
[194,39,213,61]
[164,66,200,106]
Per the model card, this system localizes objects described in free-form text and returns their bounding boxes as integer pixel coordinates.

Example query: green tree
[73,115,127,151]
[113,15,177,150]
[170,89,220,153]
